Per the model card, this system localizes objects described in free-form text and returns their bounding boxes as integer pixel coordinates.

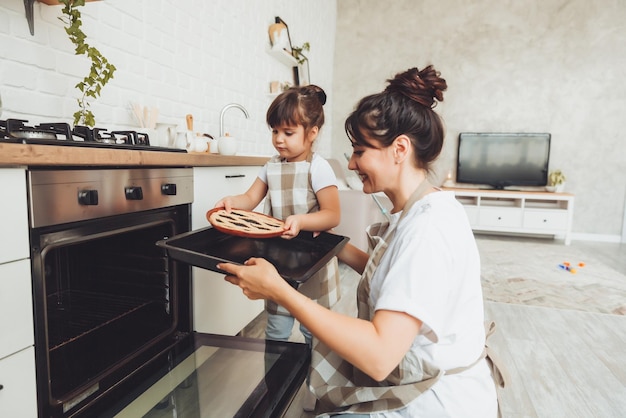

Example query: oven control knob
[161,183,177,196]
[125,186,144,200]
[77,189,99,206]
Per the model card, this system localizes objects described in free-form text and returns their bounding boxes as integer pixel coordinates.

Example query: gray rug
[477,238,626,315]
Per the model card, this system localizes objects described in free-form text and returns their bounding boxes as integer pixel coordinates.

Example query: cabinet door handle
[225,174,245,179]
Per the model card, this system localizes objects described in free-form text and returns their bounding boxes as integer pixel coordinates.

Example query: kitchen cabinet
[0,347,37,417]
[0,169,29,264]
[192,166,265,335]
[445,187,574,244]
[0,168,37,416]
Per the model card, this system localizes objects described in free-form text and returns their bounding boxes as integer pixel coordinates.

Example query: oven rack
[46,290,162,350]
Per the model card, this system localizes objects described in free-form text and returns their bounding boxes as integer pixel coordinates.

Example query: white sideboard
[444,187,575,245]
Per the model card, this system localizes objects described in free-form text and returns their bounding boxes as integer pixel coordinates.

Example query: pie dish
[206,208,285,238]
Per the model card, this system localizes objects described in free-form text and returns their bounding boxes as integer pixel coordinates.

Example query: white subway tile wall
[0,0,337,157]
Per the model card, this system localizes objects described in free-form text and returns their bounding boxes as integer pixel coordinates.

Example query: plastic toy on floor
[558,261,586,274]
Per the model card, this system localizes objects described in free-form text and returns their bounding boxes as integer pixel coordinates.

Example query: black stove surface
[0,118,186,153]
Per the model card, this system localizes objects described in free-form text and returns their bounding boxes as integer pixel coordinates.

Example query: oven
[14,118,311,417]
[29,168,195,417]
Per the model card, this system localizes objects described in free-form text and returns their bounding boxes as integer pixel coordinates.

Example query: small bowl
[218,136,237,155]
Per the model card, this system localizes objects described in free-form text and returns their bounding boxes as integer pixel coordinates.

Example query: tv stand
[443,187,574,245]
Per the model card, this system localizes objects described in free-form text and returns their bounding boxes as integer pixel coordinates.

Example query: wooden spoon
[186,114,194,132]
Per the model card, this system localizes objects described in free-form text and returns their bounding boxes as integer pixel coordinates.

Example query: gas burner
[0,119,185,152]
[2,119,72,141]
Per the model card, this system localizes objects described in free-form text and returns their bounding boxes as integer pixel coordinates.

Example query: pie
[206,208,285,238]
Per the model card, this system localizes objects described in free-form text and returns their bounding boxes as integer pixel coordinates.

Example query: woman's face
[271,124,317,162]
[347,138,395,194]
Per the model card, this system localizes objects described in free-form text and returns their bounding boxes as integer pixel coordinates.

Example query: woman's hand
[218,257,288,301]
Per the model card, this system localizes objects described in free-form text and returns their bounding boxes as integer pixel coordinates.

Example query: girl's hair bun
[303,84,327,105]
[385,65,447,108]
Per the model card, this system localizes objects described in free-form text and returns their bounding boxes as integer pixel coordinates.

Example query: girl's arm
[336,242,369,275]
[282,185,340,237]
[219,258,421,381]
[214,177,268,211]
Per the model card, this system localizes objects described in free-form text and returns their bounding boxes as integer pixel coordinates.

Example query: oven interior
[31,208,192,416]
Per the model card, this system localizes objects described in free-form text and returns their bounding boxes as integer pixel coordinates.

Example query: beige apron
[264,153,340,315]
[309,180,508,416]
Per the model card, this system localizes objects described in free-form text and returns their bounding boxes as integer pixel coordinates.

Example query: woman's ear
[393,134,411,163]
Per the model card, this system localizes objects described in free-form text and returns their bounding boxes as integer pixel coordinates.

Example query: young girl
[218,66,503,417]
[214,84,341,347]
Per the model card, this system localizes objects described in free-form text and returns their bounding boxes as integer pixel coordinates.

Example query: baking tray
[156,226,349,285]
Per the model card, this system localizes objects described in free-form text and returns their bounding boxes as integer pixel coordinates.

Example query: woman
[217,65,500,417]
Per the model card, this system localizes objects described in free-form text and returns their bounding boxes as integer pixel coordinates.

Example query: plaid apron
[264,153,341,315]
[309,181,508,416]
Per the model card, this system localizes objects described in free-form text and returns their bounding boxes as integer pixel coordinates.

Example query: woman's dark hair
[266,84,326,134]
[345,65,447,171]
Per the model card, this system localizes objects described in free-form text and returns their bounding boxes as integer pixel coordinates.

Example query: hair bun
[385,66,447,108]
[303,84,327,105]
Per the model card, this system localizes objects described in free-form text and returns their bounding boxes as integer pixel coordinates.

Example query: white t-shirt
[257,153,338,192]
[369,191,497,418]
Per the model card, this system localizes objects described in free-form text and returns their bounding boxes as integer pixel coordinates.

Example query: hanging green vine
[59,0,116,126]
[292,42,310,65]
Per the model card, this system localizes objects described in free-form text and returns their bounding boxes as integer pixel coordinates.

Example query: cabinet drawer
[0,169,29,264]
[0,260,34,360]
[0,347,37,418]
[478,208,523,228]
[523,209,569,230]
[462,206,479,226]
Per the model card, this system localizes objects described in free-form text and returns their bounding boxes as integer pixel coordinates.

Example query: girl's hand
[218,258,286,300]
[214,197,234,211]
[281,214,303,239]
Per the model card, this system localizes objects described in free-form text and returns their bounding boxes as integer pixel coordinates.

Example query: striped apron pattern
[264,153,341,315]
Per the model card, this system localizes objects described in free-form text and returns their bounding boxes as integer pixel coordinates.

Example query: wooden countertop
[0,143,269,167]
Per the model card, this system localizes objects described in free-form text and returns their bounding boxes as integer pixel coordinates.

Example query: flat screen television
[456,133,551,189]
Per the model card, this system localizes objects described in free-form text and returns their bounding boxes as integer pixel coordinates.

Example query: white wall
[0,0,337,157]
[332,0,626,240]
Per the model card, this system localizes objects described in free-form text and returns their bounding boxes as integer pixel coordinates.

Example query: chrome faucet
[219,103,250,137]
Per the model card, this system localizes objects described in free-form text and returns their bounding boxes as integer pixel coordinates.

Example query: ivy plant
[59,0,116,127]
[292,42,310,65]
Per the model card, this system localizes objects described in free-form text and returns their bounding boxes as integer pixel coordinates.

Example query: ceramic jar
[218,134,237,155]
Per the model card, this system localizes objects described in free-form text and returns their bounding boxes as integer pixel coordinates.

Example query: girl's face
[347,138,396,194]
[271,124,318,162]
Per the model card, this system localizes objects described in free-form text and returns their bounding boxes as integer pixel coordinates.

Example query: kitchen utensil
[130,102,144,127]
[156,227,349,285]
[209,137,219,153]
[190,134,209,153]
[218,133,237,155]
[155,123,177,147]
[206,208,285,238]
[185,114,195,150]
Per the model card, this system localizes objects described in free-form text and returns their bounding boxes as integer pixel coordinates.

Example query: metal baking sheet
[157,226,349,284]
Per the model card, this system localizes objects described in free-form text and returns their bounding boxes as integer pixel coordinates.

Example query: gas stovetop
[0,118,185,152]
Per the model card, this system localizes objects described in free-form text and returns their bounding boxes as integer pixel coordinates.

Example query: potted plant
[547,170,566,192]
[58,0,116,126]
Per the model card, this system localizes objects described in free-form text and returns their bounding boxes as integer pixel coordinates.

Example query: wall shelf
[267,47,298,67]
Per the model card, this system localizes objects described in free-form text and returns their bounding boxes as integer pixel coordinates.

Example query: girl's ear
[307,126,319,142]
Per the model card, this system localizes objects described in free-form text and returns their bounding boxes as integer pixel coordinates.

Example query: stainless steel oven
[29,168,194,417]
[27,167,309,418]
